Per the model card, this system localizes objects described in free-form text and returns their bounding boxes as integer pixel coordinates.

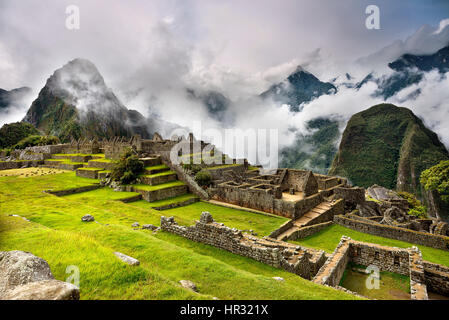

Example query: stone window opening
[374,252,379,260]
[356,247,361,256]
[394,256,400,266]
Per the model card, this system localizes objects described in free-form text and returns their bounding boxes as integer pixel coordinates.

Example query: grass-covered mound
[0,169,357,300]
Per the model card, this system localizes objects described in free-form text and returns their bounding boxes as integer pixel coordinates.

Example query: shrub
[182,163,202,175]
[398,191,428,219]
[421,160,449,205]
[195,170,212,187]
[14,135,60,150]
[110,149,144,185]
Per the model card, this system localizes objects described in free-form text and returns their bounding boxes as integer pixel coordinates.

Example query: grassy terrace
[0,168,357,300]
[145,164,169,171]
[130,181,186,191]
[77,167,103,171]
[129,194,198,209]
[208,164,241,170]
[141,170,176,178]
[291,224,449,267]
[62,188,142,202]
[53,153,105,158]
[89,158,115,163]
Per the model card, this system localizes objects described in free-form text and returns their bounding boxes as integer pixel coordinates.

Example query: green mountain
[329,104,449,200]
[23,59,153,142]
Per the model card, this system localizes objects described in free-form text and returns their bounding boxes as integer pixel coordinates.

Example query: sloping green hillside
[0,170,356,300]
[329,104,449,197]
[0,122,40,149]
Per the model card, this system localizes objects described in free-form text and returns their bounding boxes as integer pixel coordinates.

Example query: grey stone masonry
[160,213,327,280]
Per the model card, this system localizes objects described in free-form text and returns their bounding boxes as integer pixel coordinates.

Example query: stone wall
[211,184,297,218]
[0,160,44,170]
[423,261,449,296]
[313,237,351,287]
[161,212,327,280]
[76,168,102,179]
[349,240,410,275]
[128,184,188,202]
[283,222,334,241]
[207,165,246,180]
[313,237,430,300]
[45,184,100,196]
[334,215,449,251]
[285,170,318,196]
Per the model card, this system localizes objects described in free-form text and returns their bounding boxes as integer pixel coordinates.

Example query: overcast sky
[1,0,449,161]
[1,0,448,91]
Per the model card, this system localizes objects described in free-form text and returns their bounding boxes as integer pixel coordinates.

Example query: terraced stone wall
[334,215,449,251]
[161,213,328,279]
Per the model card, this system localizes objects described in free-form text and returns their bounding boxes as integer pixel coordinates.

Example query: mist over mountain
[22,59,173,142]
[260,66,337,112]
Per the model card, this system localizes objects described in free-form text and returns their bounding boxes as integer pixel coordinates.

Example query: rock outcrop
[0,251,79,300]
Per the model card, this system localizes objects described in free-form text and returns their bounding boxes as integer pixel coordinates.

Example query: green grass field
[291,224,449,267]
[0,169,357,300]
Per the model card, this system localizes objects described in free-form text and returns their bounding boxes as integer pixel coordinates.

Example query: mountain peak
[23,59,152,141]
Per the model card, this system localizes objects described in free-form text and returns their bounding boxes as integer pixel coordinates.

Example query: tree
[110,149,144,185]
[195,170,212,187]
[420,160,449,204]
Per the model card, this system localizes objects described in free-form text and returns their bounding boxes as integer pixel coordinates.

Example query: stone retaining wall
[334,215,449,251]
[161,213,327,279]
[0,160,44,170]
[76,168,102,179]
[45,184,100,196]
[285,222,334,241]
[129,185,188,202]
[313,237,430,300]
[423,261,449,296]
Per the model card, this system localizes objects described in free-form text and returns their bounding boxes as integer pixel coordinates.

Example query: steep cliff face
[23,59,152,142]
[329,104,449,202]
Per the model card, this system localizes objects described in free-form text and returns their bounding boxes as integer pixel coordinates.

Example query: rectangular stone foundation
[313,236,429,300]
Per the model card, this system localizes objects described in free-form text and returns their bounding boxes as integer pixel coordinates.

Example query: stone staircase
[277,201,333,241]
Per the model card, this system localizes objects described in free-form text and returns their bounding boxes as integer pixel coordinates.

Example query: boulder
[367,185,402,202]
[2,280,79,300]
[81,214,95,222]
[200,212,214,224]
[131,222,140,228]
[0,251,53,296]
[356,201,380,217]
[113,252,140,266]
[179,280,198,292]
[142,224,158,231]
[0,251,80,300]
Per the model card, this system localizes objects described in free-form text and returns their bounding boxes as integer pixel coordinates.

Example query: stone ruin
[348,185,449,237]
[312,236,449,300]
